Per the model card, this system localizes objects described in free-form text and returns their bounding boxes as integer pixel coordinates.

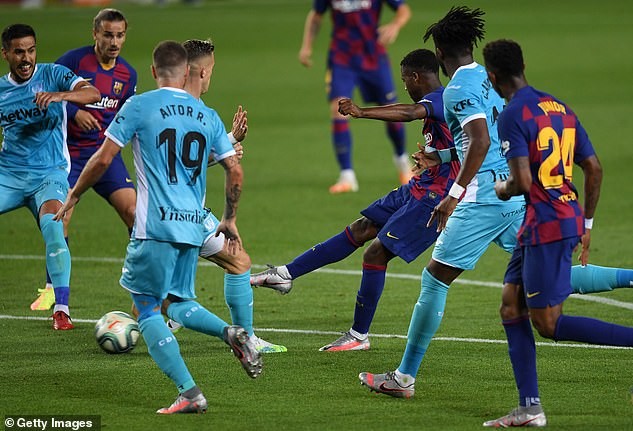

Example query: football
[95,311,140,354]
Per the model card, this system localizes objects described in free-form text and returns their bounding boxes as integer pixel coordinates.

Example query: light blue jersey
[443,62,521,203]
[0,63,83,174]
[105,87,235,246]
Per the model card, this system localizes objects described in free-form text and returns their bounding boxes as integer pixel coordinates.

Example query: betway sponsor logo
[86,96,120,110]
[332,0,371,13]
[158,207,205,224]
[0,106,48,125]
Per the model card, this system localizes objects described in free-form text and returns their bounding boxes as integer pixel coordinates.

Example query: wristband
[584,218,594,230]
[448,183,465,199]
[227,132,238,145]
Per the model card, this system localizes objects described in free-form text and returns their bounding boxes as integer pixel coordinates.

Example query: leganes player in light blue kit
[55,41,262,414]
[0,24,100,330]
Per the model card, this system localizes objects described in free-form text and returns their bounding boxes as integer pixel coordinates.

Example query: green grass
[1,1,633,430]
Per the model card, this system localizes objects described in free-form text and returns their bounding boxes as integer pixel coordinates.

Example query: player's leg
[360,54,409,184]
[570,264,633,294]
[34,170,74,329]
[322,189,437,351]
[98,153,136,234]
[328,65,358,193]
[484,248,545,428]
[251,217,376,293]
[526,239,633,346]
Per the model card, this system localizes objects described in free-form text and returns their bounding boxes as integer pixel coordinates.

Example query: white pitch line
[3,254,633,310]
[1,314,630,350]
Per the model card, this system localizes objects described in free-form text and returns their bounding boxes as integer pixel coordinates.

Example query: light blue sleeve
[104,96,139,148]
[49,63,83,92]
[444,81,486,129]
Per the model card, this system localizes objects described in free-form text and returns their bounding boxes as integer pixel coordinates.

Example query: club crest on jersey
[113,81,124,95]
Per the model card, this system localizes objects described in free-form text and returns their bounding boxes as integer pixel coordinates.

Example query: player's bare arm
[494,156,531,201]
[428,118,490,231]
[216,155,243,254]
[299,10,322,68]
[576,154,603,265]
[34,81,99,109]
[377,4,411,46]
[338,98,426,122]
[53,138,121,221]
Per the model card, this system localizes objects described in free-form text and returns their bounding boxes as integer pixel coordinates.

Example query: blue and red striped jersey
[56,46,137,159]
[500,86,596,246]
[314,0,404,70]
[410,86,459,200]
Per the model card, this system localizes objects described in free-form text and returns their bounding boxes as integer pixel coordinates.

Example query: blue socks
[332,119,352,170]
[286,228,361,279]
[398,268,448,377]
[386,122,406,157]
[167,300,228,339]
[503,316,540,407]
[571,264,633,294]
[554,315,633,346]
[40,214,70,306]
[351,264,386,335]
[224,271,253,336]
[133,295,195,393]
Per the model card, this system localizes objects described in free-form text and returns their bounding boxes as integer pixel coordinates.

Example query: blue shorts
[521,237,579,308]
[69,151,134,200]
[432,201,525,270]
[362,185,442,263]
[0,167,69,217]
[119,238,199,300]
[503,246,522,285]
[327,55,397,104]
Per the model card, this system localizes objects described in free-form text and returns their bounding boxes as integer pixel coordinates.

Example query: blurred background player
[299,0,412,193]
[483,38,633,428]
[166,38,286,354]
[1,24,100,329]
[252,48,458,350]
[31,8,137,312]
[54,41,262,414]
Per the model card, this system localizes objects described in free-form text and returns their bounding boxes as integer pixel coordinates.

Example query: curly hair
[483,39,524,81]
[423,6,486,58]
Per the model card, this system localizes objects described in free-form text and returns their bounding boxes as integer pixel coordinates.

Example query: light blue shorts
[0,167,69,217]
[120,239,199,300]
[432,200,525,270]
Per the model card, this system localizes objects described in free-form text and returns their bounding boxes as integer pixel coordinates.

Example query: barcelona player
[299,0,412,193]
[252,48,459,349]
[0,24,100,329]
[30,8,137,311]
[54,41,262,414]
[483,39,633,427]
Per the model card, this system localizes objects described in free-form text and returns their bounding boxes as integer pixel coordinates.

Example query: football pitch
[1,1,633,429]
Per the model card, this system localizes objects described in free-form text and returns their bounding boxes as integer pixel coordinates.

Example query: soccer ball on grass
[95,311,140,354]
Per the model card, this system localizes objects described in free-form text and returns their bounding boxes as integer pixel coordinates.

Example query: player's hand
[299,47,313,68]
[576,229,591,266]
[411,142,441,175]
[216,220,242,255]
[53,193,79,222]
[34,91,64,109]
[427,195,458,232]
[338,98,362,117]
[233,142,244,160]
[377,23,400,46]
[74,109,102,132]
[231,105,248,142]
[494,180,512,201]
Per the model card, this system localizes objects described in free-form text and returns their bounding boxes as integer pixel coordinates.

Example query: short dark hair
[483,39,524,81]
[423,6,486,58]
[2,24,36,50]
[400,49,439,75]
[152,40,188,78]
[93,8,128,32]
[182,38,214,63]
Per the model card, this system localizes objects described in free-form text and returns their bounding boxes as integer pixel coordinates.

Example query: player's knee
[531,316,556,339]
[349,217,377,244]
[363,239,390,266]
